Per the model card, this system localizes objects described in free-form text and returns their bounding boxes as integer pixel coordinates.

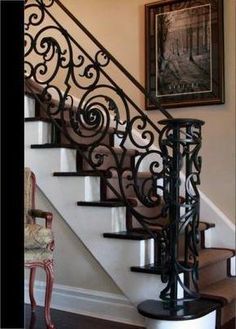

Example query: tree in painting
[156,4,211,97]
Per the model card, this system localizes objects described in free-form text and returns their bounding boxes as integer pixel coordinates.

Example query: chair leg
[44,260,55,329]
[29,267,37,311]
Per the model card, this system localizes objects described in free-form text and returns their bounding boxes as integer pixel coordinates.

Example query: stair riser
[105,176,154,199]
[24,95,36,118]
[25,147,77,173]
[77,152,135,172]
[25,121,51,145]
[198,260,228,290]
[56,128,114,147]
[221,301,235,326]
[228,256,236,276]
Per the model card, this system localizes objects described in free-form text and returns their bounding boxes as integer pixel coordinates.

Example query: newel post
[158,118,204,305]
[137,119,219,329]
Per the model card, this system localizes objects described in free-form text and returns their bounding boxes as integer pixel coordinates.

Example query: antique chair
[24,167,55,329]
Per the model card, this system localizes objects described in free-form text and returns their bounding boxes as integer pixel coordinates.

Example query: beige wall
[25,188,122,293]
[60,0,235,223]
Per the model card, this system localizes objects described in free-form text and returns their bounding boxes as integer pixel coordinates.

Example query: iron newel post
[158,118,205,309]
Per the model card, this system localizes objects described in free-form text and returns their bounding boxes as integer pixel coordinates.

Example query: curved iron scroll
[25,0,204,307]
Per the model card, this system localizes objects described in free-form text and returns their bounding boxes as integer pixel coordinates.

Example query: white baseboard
[24,280,145,326]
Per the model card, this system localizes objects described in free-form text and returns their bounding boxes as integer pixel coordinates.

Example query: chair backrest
[24,167,36,224]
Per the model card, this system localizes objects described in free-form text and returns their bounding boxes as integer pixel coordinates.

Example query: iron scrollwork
[159,118,204,304]
[25,0,204,307]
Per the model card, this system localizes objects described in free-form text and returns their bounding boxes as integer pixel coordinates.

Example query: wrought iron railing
[24,0,204,308]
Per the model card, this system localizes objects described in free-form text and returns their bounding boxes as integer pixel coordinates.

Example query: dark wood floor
[24,304,144,329]
[25,304,235,329]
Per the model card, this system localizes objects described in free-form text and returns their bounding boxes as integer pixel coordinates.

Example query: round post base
[138,299,220,329]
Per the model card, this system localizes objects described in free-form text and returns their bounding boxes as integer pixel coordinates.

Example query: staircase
[25,88,235,328]
[24,1,235,328]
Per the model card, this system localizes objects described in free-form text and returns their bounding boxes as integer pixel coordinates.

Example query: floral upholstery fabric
[25,248,53,262]
[25,224,54,249]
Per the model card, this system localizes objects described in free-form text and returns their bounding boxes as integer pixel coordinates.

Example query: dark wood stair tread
[31,143,77,149]
[31,143,137,155]
[77,200,125,207]
[200,278,236,305]
[131,263,163,274]
[137,298,220,321]
[25,117,52,123]
[103,231,151,240]
[53,171,106,177]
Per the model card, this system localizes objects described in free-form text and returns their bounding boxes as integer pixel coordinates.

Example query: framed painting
[145,0,224,109]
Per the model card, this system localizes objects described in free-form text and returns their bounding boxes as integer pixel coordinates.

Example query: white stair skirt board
[24,280,145,326]
[145,311,216,329]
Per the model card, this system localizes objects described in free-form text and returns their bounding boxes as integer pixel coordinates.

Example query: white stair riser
[25,147,77,173]
[230,256,236,276]
[24,95,35,117]
[25,121,51,145]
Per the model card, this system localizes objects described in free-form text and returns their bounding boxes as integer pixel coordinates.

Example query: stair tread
[131,248,235,275]
[137,298,220,321]
[200,278,236,305]
[103,231,151,240]
[31,143,137,155]
[198,248,235,268]
[53,171,106,177]
[77,200,125,207]
[131,264,163,274]
[132,221,215,232]
[25,117,51,123]
[31,143,77,149]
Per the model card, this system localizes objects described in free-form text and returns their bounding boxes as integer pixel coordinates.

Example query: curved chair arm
[29,209,53,229]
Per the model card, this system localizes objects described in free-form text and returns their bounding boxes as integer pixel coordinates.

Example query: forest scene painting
[145,0,224,109]
[156,4,211,97]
